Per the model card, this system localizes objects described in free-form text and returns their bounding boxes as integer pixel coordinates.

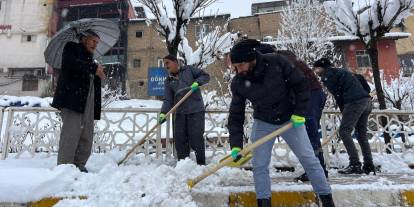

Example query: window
[356,50,371,68]
[136,31,143,38]
[21,35,36,43]
[134,7,145,18]
[22,74,38,91]
[133,59,141,68]
[158,58,165,67]
[195,24,210,40]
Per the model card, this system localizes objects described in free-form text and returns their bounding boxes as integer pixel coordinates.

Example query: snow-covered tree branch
[137,0,218,56]
[383,74,414,110]
[276,0,338,65]
[179,23,239,69]
[324,0,414,110]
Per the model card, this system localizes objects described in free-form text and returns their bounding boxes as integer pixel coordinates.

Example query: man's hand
[190,82,199,92]
[290,114,306,128]
[158,113,167,124]
[96,65,106,80]
[230,147,242,160]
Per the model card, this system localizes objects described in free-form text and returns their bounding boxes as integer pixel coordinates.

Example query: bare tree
[276,0,338,66]
[324,0,414,152]
[137,0,217,56]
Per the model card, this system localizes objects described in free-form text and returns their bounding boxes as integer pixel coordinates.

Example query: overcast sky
[204,0,253,18]
[132,0,275,18]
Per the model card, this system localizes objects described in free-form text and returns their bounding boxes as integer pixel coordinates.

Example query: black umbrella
[44,18,120,69]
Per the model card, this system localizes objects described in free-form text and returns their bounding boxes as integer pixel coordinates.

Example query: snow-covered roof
[328,32,411,41]
[252,0,286,4]
[384,32,412,38]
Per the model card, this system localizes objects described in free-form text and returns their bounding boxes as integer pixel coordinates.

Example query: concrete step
[1,189,413,207]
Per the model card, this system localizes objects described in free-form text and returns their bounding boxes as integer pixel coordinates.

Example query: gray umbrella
[44,18,120,69]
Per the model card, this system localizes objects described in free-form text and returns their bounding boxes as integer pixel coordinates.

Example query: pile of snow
[0,151,414,206]
[0,152,252,206]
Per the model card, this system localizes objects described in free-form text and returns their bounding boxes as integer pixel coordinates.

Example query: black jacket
[321,67,369,110]
[228,52,310,149]
[354,74,371,94]
[161,65,210,114]
[51,42,102,120]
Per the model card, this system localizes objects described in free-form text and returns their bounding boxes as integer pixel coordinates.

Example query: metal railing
[1,107,413,168]
[321,109,414,167]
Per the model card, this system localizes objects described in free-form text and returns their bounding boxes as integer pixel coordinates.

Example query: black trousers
[174,111,206,165]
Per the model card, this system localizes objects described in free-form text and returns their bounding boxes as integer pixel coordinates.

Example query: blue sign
[148,67,168,96]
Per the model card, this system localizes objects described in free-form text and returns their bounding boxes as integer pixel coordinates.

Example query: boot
[257,198,271,207]
[319,194,335,207]
[295,168,328,182]
[362,162,377,175]
[76,165,88,173]
[295,173,309,182]
[338,162,362,174]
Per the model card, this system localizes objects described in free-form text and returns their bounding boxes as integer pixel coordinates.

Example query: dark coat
[354,74,371,94]
[51,42,102,120]
[161,65,210,114]
[228,52,310,149]
[321,67,369,110]
[296,61,322,91]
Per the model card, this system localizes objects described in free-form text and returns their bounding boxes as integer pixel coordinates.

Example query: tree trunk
[367,44,393,153]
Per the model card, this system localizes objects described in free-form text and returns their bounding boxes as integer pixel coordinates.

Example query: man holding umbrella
[51,30,106,172]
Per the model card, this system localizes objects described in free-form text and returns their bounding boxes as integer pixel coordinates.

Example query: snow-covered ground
[0,151,251,206]
[1,151,413,206]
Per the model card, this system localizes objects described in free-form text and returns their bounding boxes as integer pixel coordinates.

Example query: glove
[158,113,167,124]
[190,82,199,92]
[290,114,306,128]
[230,147,242,160]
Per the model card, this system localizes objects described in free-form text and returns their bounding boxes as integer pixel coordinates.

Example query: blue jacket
[161,65,210,114]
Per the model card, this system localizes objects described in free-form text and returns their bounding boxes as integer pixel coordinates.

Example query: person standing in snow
[52,30,106,173]
[227,39,334,207]
[313,58,375,175]
[159,54,210,165]
[276,50,329,182]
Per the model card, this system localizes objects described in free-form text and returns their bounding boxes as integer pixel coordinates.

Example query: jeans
[251,119,332,199]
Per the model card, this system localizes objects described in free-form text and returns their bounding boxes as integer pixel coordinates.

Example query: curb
[1,190,414,207]
[229,191,316,207]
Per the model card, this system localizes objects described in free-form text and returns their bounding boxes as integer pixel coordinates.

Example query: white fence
[0,107,413,167]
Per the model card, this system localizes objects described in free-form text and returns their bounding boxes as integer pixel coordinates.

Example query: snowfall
[0,96,414,207]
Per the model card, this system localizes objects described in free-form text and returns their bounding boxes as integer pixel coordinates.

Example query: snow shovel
[117,89,194,165]
[187,123,293,188]
[219,151,253,168]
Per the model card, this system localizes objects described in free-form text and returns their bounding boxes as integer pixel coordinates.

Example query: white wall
[0,0,52,70]
[0,0,53,96]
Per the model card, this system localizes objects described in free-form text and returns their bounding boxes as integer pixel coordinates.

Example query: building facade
[332,36,406,81]
[395,11,414,76]
[0,0,53,96]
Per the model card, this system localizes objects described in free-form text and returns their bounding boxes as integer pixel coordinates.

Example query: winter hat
[313,58,332,68]
[230,39,261,64]
[79,29,100,40]
[163,54,178,62]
